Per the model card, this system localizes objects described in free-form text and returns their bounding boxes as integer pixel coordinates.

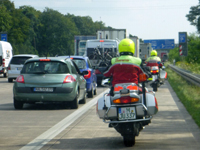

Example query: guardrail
[168,64,200,87]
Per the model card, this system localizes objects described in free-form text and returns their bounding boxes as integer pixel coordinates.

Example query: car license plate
[152,75,158,81]
[34,87,53,92]
[118,107,136,120]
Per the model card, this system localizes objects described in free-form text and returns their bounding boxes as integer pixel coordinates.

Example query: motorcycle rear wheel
[123,135,135,147]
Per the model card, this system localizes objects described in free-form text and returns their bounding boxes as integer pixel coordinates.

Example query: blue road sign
[179,33,186,43]
[1,33,7,41]
[143,39,175,49]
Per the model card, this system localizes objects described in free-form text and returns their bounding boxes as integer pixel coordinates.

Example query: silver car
[7,54,39,82]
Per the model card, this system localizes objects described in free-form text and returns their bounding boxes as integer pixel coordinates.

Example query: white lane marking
[20,89,109,150]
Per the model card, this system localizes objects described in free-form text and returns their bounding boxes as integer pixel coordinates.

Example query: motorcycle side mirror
[139,73,148,82]
[101,78,111,87]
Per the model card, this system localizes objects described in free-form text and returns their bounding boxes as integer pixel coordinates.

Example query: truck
[140,43,152,62]
[157,50,168,62]
[0,41,13,77]
[74,35,96,56]
[129,36,140,58]
[97,29,127,41]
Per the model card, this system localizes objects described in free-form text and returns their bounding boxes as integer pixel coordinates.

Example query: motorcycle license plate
[118,107,136,120]
[152,75,158,81]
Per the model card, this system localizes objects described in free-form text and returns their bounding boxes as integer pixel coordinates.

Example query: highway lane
[0,75,200,150]
[0,76,108,150]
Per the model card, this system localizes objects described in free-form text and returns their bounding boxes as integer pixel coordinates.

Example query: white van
[85,39,119,66]
[7,54,39,82]
[0,41,13,77]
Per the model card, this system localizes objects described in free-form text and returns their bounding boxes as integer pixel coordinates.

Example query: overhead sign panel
[143,39,175,49]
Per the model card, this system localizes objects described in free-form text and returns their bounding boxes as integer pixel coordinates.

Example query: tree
[186,1,200,33]
[0,5,12,32]
[37,8,79,56]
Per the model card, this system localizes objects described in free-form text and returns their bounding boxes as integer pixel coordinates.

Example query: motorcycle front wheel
[123,135,135,147]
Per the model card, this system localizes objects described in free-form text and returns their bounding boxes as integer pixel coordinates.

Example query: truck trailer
[140,43,152,61]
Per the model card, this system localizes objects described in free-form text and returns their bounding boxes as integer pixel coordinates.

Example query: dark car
[13,57,88,109]
[59,56,97,98]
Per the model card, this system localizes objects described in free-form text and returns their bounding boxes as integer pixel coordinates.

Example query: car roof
[58,55,88,60]
[13,54,39,57]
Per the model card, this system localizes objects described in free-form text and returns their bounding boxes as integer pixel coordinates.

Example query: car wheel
[8,78,13,83]
[3,72,7,78]
[14,98,24,109]
[70,90,79,109]
[94,87,97,95]
[79,89,86,104]
[88,87,94,98]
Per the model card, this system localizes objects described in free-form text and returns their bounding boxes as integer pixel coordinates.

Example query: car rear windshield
[72,59,87,69]
[10,57,32,65]
[21,61,70,74]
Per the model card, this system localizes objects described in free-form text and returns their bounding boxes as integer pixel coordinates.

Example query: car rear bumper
[13,87,76,102]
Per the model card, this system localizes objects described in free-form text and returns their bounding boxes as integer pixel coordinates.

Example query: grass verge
[165,65,200,128]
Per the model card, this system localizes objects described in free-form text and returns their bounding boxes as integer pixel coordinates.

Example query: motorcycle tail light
[151,70,159,74]
[113,96,139,104]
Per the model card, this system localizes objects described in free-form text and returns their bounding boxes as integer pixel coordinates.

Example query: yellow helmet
[151,50,157,56]
[118,38,135,55]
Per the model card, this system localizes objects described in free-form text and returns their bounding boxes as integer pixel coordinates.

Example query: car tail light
[63,75,76,83]
[95,69,101,74]
[3,59,5,67]
[8,64,11,70]
[113,96,139,104]
[16,75,25,83]
[84,70,91,79]
[39,59,51,61]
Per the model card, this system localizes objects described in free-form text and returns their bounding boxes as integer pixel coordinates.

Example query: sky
[12,0,199,43]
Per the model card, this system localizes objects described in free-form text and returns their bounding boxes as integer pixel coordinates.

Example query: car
[59,56,97,98]
[13,57,88,109]
[7,54,39,82]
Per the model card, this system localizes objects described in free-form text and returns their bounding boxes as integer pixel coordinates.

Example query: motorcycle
[96,73,158,147]
[148,62,167,92]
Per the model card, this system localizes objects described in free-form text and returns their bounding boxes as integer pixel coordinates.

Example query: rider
[103,38,147,96]
[145,50,162,67]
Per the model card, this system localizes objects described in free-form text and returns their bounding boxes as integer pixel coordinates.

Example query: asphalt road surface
[0,75,200,150]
